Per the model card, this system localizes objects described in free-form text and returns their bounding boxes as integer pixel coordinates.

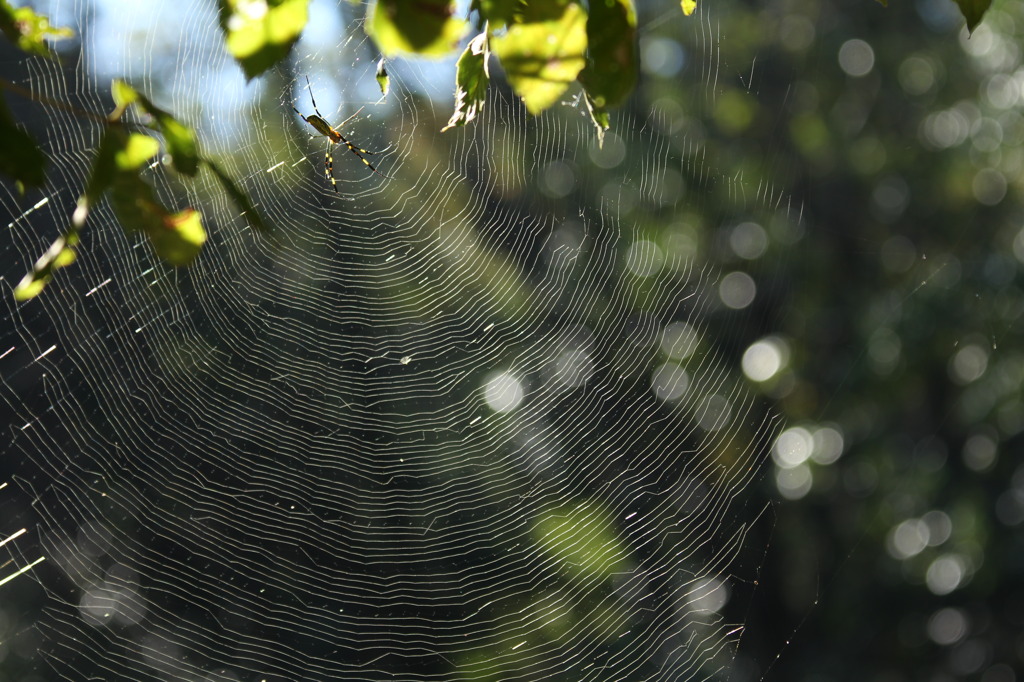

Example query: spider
[291,76,386,190]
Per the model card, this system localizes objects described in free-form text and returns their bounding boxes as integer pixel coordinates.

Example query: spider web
[0,0,797,679]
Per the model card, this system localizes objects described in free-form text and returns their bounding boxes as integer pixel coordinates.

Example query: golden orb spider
[291,75,386,190]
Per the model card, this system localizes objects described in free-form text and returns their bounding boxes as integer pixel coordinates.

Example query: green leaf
[491,1,588,115]
[154,209,207,265]
[13,229,80,301]
[376,58,390,97]
[218,0,309,80]
[110,172,206,266]
[579,0,637,111]
[110,80,200,176]
[476,0,519,26]
[84,129,124,202]
[953,0,991,33]
[153,114,199,176]
[0,95,46,188]
[680,0,697,16]
[366,0,466,58]
[0,0,74,58]
[114,133,161,171]
[204,158,269,234]
[13,124,214,300]
[110,78,138,115]
[442,30,490,131]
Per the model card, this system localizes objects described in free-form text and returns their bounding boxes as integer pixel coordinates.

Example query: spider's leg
[335,106,365,129]
[305,75,325,119]
[338,133,389,179]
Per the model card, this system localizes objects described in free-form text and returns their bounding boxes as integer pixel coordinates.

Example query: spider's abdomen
[305,115,340,143]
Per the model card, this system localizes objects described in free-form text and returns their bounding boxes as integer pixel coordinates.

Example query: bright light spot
[962,432,997,472]
[838,39,875,77]
[241,0,269,19]
[1013,227,1024,264]
[778,15,815,52]
[921,108,970,149]
[651,362,690,402]
[972,168,1007,206]
[719,271,756,309]
[741,338,786,382]
[810,425,845,465]
[665,222,700,259]
[625,240,665,277]
[687,577,730,613]
[547,223,583,270]
[540,161,575,198]
[661,322,700,360]
[960,22,994,57]
[922,510,952,546]
[949,344,988,384]
[79,587,117,626]
[588,131,626,169]
[78,565,146,627]
[483,371,524,412]
[77,522,113,558]
[651,168,685,207]
[552,349,594,389]
[985,73,1020,109]
[773,427,813,469]
[971,117,1004,153]
[775,463,812,500]
[868,327,902,375]
[926,554,968,595]
[697,395,732,431]
[729,221,768,259]
[880,235,917,273]
[871,176,909,220]
[887,518,929,559]
[898,55,936,96]
[995,488,1024,526]
[927,607,968,645]
[641,36,685,77]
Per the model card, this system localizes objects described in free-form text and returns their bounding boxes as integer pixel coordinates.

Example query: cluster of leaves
[1,0,262,300]
[12,81,264,300]
[2,0,996,302]
[220,0,652,140]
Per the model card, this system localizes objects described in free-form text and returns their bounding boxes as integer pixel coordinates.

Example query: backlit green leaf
[0,0,73,58]
[219,0,310,80]
[111,172,206,266]
[111,80,200,176]
[13,229,79,301]
[376,58,390,97]
[491,1,588,115]
[114,133,160,171]
[442,30,490,131]
[367,0,466,58]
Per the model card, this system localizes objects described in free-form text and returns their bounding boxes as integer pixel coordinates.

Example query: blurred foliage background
[681,0,1024,678]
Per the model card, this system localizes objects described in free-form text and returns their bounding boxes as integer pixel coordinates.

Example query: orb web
[1,1,794,679]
